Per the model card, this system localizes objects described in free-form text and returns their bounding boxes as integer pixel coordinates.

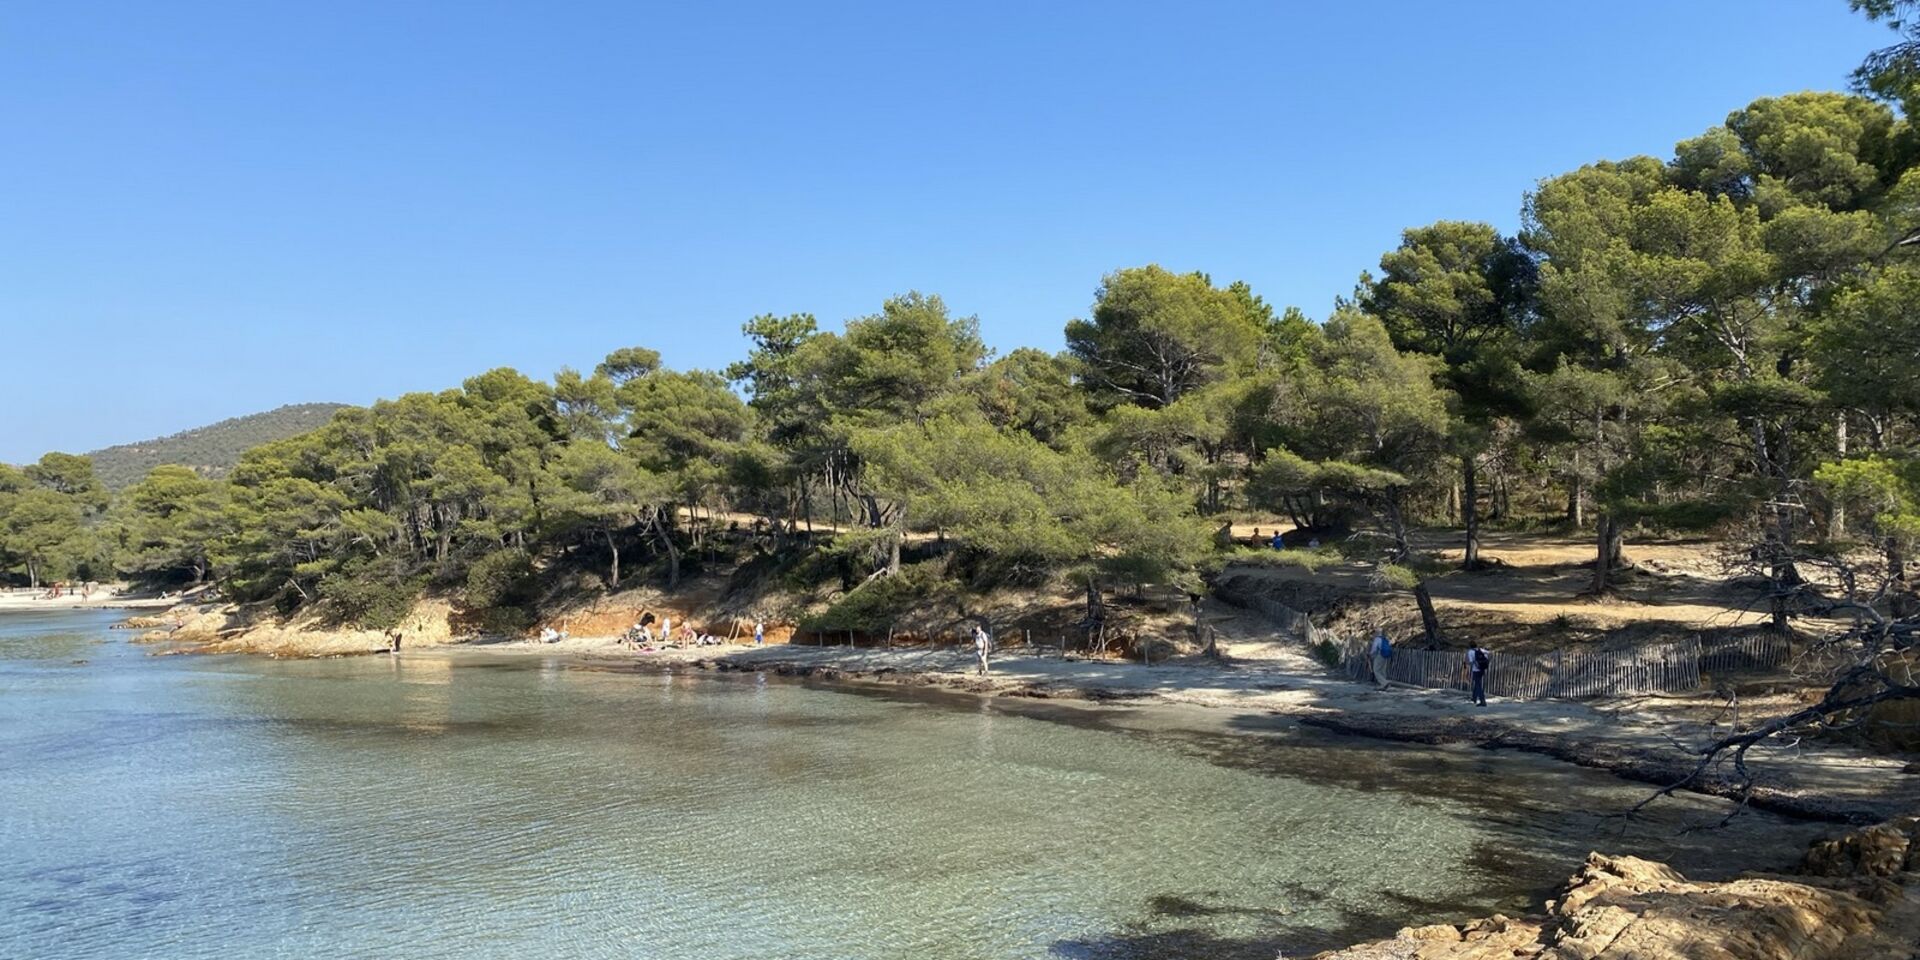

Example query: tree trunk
[27,558,38,590]
[1413,580,1442,648]
[1830,413,1849,541]
[1462,453,1481,570]
[650,509,680,588]
[604,529,621,587]
[1590,513,1620,594]
[1384,488,1410,561]
[1567,458,1584,528]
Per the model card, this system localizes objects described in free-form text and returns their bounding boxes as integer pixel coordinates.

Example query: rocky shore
[1311,818,1920,959]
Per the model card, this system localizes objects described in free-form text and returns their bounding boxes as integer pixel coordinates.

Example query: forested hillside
[1,3,1916,680]
[86,403,348,490]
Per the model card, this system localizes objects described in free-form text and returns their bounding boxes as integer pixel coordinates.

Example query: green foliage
[463,549,539,633]
[1817,456,1920,556]
[116,465,231,584]
[1309,637,1343,667]
[85,403,348,490]
[463,549,538,610]
[0,454,110,586]
[853,413,1214,587]
[1245,311,1450,544]
[1210,545,1340,574]
[1370,563,1421,591]
[1066,266,1265,410]
[962,348,1091,447]
[318,563,424,630]
[805,562,958,633]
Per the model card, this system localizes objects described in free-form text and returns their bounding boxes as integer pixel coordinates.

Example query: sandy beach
[0,586,177,612]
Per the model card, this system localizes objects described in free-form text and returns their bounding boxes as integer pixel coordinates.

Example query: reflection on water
[0,610,1832,960]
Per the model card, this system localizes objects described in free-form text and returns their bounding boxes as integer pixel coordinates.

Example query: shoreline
[414,634,1918,825]
[0,592,177,612]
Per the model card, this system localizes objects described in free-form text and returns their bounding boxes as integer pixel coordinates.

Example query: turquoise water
[0,609,1826,959]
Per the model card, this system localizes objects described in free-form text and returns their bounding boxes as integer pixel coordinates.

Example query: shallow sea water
[0,609,1830,959]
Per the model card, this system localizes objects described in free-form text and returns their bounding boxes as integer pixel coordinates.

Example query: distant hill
[87,403,350,490]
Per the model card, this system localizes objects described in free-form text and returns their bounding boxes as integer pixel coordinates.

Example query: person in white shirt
[972,624,993,675]
[1466,642,1491,706]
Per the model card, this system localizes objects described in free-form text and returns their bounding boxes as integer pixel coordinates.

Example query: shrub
[805,562,958,633]
[464,549,538,610]
[1310,637,1343,667]
[1210,545,1340,574]
[1370,563,1420,591]
[318,567,423,630]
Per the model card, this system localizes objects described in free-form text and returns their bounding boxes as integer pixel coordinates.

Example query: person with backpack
[1466,642,1491,706]
[1369,629,1393,688]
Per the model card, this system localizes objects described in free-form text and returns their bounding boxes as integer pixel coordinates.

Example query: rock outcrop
[129,598,462,657]
[1314,823,1920,959]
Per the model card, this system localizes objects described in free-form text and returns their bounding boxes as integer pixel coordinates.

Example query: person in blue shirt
[1369,629,1392,688]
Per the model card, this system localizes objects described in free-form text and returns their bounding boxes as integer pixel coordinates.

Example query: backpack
[1471,648,1490,672]
[1375,635,1393,659]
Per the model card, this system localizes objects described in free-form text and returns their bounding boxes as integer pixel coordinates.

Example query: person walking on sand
[1369,629,1393,689]
[754,619,765,646]
[1466,641,1491,706]
[973,623,993,675]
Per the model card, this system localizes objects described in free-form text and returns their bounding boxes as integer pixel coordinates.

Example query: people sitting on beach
[632,628,660,652]
[539,627,560,643]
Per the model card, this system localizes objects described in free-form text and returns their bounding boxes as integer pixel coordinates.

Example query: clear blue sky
[0,1,1892,463]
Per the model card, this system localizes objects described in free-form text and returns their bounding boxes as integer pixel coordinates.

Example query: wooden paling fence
[1217,583,1794,701]
[1339,638,1710,699]
[1698,633,1794,675]
[1223,592,1315,637]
